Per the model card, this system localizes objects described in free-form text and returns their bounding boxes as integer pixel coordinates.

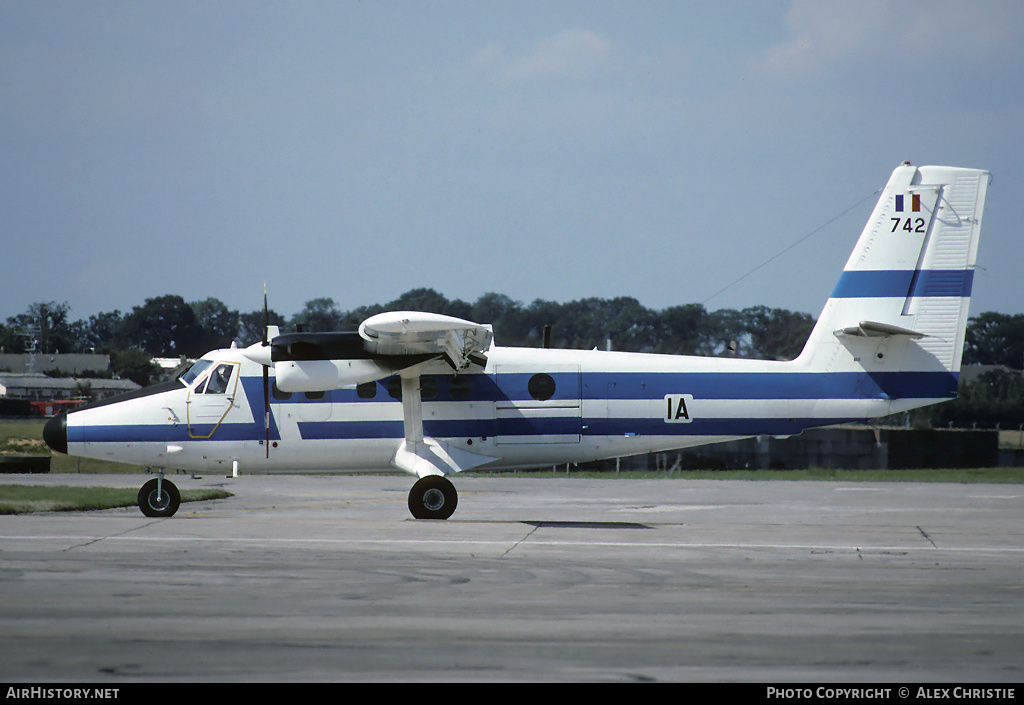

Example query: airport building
[0,353,111,376]
[0,354,140,416]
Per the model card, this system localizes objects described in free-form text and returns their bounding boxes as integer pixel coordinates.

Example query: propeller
[262,285,270,458]
[240,285,276,458]
[242,285,282,458]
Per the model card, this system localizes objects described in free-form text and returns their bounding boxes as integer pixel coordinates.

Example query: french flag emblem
[895,194,921,212]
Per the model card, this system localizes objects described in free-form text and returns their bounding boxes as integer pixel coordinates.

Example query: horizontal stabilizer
[835,320,926,339]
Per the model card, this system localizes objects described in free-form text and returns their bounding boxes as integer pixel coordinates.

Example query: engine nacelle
[274,358,399,393]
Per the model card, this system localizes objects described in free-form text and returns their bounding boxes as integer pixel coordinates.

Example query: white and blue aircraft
[44,163,990,520]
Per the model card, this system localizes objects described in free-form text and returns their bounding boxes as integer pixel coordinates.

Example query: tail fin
[796,163,990,408]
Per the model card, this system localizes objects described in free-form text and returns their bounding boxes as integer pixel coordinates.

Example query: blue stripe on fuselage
[67,415,863,444]
[583,371,956,401]
[242,370,957,405]
[68,421,263,444]
[296,416,853,441]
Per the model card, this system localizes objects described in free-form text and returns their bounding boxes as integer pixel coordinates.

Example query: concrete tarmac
[0,472,1022,683]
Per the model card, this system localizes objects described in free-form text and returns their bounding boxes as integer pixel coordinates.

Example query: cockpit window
[205,364,234,394]
[181,359,214,387]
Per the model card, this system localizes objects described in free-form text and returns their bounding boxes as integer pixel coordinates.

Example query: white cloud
[756,0,1024,81]
[480,28,612,84]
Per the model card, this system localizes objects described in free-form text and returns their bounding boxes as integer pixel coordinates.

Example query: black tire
[138,478,180,518]
[408,475,457,520]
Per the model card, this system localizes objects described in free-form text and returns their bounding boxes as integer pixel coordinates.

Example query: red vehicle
[30,399,88,417]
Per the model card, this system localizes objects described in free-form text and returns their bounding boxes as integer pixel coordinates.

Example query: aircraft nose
[43,413,68,454]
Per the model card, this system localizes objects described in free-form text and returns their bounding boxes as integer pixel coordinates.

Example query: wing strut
[390,369,495,478]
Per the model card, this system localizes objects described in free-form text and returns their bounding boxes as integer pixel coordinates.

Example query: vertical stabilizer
[796,163,989,409]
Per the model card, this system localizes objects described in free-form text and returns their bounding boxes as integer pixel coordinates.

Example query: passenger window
[272,380,292,401]
[383,377,443,400]
[304,391,325,400]
[387,377,402,400]
[528,373,556,401]
[449,376,471,399]
[357,382,377,399]
[420,377,438,400]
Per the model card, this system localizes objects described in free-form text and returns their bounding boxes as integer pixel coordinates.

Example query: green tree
[120,295,204,357]
[5,301,74,354]
[291,298,343,332]
[964,312,1024,369]
[0,324,19,354]
[472,293,529,346]
[705,308,750,357]
[385,288,473,320]
[659,303,713,355]
[742,306,815,360]
[110,348,162,387]
[601,297,659,352]
[81,311,126,351]
[932,368,1024,429]
[73,380,94,402]
[238,307,286,346]
[190,298,240,350]
[523,299,564,347]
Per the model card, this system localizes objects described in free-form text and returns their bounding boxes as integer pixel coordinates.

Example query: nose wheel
[138,475,180,517]
[408,475,458,520]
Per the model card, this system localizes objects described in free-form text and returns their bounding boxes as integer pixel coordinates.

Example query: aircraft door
[187,362,240,439]
[493,366,581,444]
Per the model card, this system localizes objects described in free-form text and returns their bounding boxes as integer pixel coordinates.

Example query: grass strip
[0,485,232,515]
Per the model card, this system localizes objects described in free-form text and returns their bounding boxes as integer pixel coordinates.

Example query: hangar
[0,353,140,416]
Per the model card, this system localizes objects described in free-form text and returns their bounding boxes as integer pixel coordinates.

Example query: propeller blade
[262,284,269,346]
[264,366,270,458]
[263,285,270,457]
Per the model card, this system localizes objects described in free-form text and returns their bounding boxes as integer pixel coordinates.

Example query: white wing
[359,311,493,371]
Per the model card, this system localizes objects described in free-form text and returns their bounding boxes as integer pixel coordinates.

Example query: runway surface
[1,472,1022,682]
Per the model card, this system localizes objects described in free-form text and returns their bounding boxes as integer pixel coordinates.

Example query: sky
[3,0,1023,328]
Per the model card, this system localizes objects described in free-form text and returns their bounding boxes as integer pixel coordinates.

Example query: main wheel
[138,478,181,518]
[408,475,458,520]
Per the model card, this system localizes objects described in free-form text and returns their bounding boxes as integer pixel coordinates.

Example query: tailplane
[796,163,990,409]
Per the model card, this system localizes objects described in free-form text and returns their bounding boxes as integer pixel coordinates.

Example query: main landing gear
[408,475,458,520]
[134,468,456,521]
[138,470,180,518]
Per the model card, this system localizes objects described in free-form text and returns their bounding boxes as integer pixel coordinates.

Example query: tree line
[0,289,820,363]
[2,290,1023,428]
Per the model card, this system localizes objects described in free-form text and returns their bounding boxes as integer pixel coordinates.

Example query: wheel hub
[147,490,170,510]
[422,487,446,511]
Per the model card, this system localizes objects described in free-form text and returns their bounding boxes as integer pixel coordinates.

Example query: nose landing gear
[138,470,180,518]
